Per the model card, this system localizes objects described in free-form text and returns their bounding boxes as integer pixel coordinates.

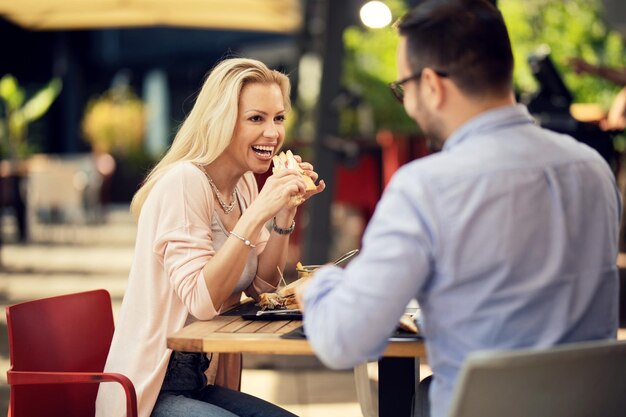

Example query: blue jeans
[151,352,297,417]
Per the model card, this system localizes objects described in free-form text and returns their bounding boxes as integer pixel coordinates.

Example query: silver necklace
[200,166,238,214]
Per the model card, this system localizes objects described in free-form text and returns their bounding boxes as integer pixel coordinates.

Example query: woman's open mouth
[251,145,275,159]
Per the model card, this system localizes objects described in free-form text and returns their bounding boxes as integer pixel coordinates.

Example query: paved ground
[0,205,398,417]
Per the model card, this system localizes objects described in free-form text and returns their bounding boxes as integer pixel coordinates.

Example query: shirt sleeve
[151,163,219,320]
[302,170,437,369]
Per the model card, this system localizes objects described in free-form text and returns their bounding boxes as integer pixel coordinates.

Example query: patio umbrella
[0,0,301,33]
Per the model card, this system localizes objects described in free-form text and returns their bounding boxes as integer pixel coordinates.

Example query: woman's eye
[275,115,286,123]
[249,115,263,122]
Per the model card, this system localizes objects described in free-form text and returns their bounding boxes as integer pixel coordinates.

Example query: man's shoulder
[392,151,461,187]
[538,129,615,176]
[396,152,449,176]
[384,154,455,201]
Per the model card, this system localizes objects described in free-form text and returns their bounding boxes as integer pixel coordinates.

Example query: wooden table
[168,311,426,417]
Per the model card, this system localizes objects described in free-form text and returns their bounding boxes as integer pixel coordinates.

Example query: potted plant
[0,74,62,242]
[0,74,62,162]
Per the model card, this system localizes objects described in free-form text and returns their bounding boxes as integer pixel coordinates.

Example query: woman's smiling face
[223,82,287,175]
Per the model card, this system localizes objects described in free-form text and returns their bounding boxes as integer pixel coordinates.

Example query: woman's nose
[264,122,279,138]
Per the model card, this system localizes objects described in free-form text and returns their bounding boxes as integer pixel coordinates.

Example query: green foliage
[0,75,62,159]
[341,0,417,137]
[500,0,626,107]
[340,0,625,136]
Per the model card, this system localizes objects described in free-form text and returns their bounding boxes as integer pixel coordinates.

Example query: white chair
[447,339,626,417]
[25,153,104,240]
[354,362,377,417]
[355,301,422,417]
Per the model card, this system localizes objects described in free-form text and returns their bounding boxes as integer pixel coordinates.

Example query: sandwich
[259,276,310,310]
[272,150,317,206]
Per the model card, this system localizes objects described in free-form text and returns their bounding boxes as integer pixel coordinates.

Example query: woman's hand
[272,154,326,224]
[248,153,325,225]
[293,154,326,202]
[251,169,308,221]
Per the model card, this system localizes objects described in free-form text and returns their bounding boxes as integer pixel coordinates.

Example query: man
[296,1,622,417]
[568,57,626,131]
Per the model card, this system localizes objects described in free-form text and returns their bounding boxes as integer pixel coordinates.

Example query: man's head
[394,0,515,148]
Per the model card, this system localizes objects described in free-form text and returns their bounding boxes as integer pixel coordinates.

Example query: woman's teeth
[252,145,274,156]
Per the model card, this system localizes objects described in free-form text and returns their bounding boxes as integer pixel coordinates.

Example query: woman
[96,58,325,417]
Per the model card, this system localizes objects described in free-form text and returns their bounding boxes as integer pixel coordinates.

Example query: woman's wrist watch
[271,217,295,235]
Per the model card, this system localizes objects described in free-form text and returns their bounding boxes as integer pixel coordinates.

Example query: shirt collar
[443,104,535,151]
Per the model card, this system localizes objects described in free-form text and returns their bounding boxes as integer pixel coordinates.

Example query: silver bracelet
[229,230,256,248]
[271,218,295,235]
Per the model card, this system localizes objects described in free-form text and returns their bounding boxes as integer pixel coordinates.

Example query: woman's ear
[421,68,446,110]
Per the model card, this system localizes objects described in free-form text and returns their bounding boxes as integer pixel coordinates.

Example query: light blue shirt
[303,104,621,417]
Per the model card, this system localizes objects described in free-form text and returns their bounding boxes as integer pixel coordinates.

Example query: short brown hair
[397,0,514,97]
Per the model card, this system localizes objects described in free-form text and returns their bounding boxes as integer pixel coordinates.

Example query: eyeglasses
[389,69,449,103]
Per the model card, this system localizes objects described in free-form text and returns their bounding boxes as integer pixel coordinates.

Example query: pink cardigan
[96,162,273,417]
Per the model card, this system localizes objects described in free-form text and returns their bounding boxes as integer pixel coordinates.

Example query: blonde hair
[130,58,291,218]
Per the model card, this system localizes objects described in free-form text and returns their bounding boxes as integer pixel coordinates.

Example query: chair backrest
[6,289,115,416]
[447,340,626,417]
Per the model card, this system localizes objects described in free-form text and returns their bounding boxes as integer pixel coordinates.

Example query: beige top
[96,162,273,417]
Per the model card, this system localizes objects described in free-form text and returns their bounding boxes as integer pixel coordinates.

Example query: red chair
[6,289,137,417]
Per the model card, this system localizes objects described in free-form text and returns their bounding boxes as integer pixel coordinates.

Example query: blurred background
[1,0,626,415]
